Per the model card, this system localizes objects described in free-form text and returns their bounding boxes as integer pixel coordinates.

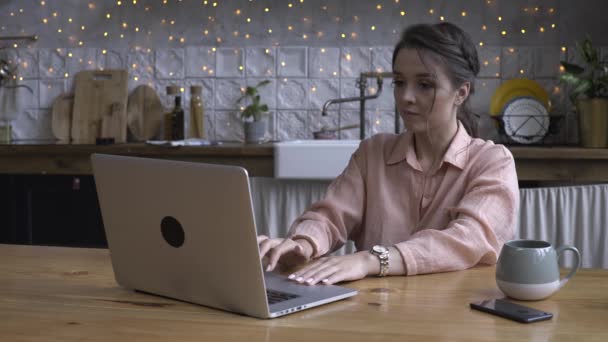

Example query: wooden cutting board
[126,85,164,141]
[71,69,128,144]
[51,94,74,142]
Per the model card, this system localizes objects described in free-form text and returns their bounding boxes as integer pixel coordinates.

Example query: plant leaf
[256,80,271,88]
[560,61,585,75]
[260,104,268,112]
[574,79,592,96]
[581,38,598,64]
[559,73,582,87]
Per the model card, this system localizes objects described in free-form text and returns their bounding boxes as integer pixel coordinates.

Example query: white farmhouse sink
[274,140,361,179]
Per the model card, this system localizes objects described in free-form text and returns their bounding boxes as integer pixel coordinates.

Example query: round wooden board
[127,85,164,141]
[51,94,74,142]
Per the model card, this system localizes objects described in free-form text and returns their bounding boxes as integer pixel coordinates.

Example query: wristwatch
[370,245,390,277]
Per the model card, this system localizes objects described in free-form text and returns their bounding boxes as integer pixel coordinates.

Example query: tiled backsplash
[1,0,607,144]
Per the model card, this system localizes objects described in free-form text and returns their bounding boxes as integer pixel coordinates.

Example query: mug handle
[556,245,581,288]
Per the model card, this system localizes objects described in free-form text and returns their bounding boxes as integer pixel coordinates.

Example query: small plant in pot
[236,80,271,144]
[559,38,608,147]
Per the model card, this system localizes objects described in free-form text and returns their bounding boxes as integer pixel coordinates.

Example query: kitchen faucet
[321,71,395,140]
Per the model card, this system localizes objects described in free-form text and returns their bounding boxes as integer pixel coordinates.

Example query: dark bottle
[171,95,185,140]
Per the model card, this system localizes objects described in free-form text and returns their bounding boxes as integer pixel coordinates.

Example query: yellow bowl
[490,79,550,116]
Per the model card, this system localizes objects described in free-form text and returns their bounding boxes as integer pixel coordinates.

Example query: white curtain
[250,178,608,268]
[518,184,608,269]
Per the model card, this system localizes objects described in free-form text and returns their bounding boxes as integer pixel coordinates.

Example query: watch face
[372,245,388,254]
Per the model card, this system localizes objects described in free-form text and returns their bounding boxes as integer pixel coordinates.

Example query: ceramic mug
[496,239,581,301]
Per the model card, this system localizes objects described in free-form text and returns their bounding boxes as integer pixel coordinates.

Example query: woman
[258,22,519,285]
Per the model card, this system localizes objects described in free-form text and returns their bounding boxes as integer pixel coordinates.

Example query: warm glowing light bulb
[501,30,507,36]
[521,29,526,34]
[479,42,484,46]
[400,11,405,16]
[371,25,376,31]
[461,11,467,16]
[498,16,502,21]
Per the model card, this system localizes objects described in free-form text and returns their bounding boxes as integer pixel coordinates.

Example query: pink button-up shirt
[288,122,519,276]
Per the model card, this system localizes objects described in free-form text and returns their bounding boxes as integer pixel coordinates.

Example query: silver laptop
[91,153,357,319]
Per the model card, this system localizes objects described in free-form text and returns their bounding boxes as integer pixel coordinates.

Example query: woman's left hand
[287,251,378,285]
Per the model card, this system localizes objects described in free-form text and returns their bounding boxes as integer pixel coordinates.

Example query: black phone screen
[470,299,553,323]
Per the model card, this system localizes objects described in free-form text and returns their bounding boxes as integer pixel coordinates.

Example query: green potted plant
[560,38,608,147]
[236,80,271,143]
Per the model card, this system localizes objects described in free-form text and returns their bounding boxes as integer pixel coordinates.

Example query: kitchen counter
[0,142,274,177]
[0,143,607,182]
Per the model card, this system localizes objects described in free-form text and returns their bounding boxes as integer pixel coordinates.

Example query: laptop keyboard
[266,289,299,305]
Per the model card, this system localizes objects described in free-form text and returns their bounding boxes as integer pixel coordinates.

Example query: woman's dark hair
[392,22,480,136]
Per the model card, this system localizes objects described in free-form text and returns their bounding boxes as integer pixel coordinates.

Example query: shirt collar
[386,121,471,171]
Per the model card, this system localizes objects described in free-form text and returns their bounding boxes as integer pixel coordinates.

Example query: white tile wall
[97,48,126,70]
[277,78,308,109]
[38,49,67,78]
[216,48,244,78]
[340,47,371,78]
[370,47,393,73]
[39,79,65,109]
[14,49,39,79]
[501,46,534,79]
[127,48,155,80]
[215,78,245,110]
[277,47,307,77]
[478,46,501,78]
[155,48,185,79]
[277,110,309,140]
[308,78,339,110]
[3,44,581,143]
[309,47,340,78]
[185,47,216,78]
[66,48,99,75]
[246,47,276,77]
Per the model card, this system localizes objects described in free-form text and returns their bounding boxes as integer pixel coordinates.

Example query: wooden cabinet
[0,175,107,247]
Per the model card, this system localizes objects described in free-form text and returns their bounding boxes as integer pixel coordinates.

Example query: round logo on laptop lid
[161,216,185,248]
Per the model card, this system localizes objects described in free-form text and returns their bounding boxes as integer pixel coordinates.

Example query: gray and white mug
[496,239,581,301]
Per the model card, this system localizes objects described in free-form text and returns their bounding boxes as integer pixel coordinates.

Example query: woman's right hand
[257,235,314,272]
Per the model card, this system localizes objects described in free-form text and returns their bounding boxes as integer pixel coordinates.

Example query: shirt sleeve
[286,150,366,258]
[394,146,520,276]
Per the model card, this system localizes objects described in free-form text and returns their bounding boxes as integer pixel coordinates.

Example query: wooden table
[1,244,607,341]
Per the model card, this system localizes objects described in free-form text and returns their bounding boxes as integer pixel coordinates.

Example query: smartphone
[470,299,553,323]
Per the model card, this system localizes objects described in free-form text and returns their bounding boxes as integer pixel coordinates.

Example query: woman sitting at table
[258,22,519,285]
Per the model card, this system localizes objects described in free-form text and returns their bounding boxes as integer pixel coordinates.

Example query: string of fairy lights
[2,1,561,48]
[1,1,564,95]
